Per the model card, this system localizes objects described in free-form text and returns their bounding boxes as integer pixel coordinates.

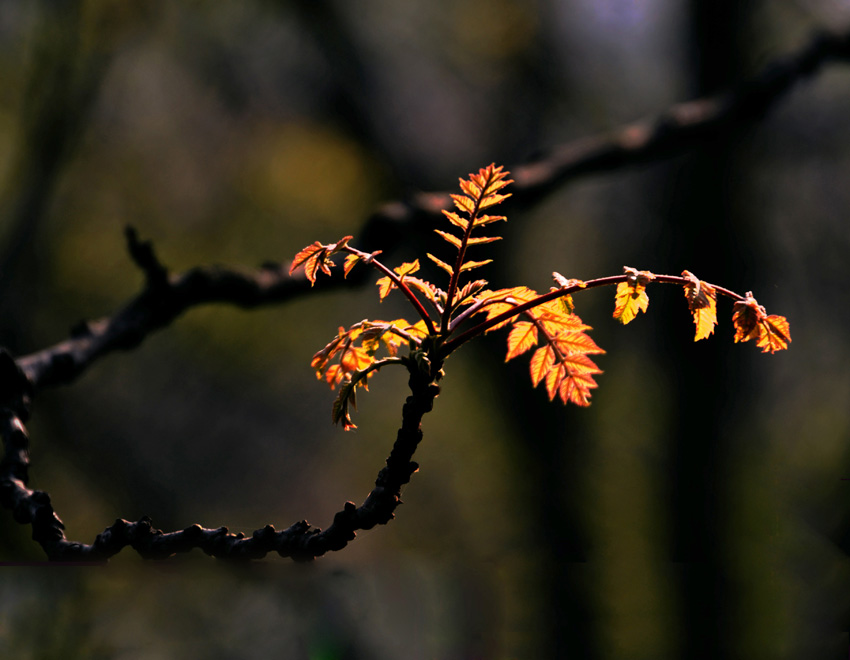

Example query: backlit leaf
[681,270,718,341]
[506,321,538,361]
[375,260,420,301]
[289,242,330,286]
[459,259,493,272]
[757,315,791,353]
[450,193,475,215]
[732,292,791,353]
[613,281,649,324]
[529,345,554,387]
[466,235,501,246]
[426,253,454,275]
[434,229,462,249]
[472,214,507,226]
[343,254,361,277]
[442,210,468,230]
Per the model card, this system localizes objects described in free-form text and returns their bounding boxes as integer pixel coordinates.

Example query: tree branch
[1,352,441,561]
[2,26,846,561]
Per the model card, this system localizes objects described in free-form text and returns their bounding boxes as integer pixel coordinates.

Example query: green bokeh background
[2,1,850,658]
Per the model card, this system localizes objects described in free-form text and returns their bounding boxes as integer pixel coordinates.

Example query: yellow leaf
[459,259,493,272]
[426,253,454,275]
[442,210,469,230]
[681,271,718,341]
[613,281,649,324]
[434,229,462,249]
[451,193,475,215]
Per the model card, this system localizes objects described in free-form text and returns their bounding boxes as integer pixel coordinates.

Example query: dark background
[2,1,850,658]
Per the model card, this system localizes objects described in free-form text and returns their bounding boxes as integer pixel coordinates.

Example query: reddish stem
[440,273,745,356]
[345,247,437,335]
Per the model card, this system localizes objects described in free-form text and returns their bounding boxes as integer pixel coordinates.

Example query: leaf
[613,267,654,324]
[529,345,555,387]
[375,260,420,301]
[473,286,538,332]
[452,279,487,307]
[426,252,454,275]
[472,214,507,227]
[343,254,361,277]
[681,270,718,341]
[289,241,330,286]
[757,315,791,353]
[330,235,354,254]
[289,235,355,285]
[442,210,469,230]
[343,250,382,278]
[542,354,602,406]
[506,321,538,361]
[450,193,475,215]
[731,294,762,343]
[732,292,791,353]
[332,379,358,430]
[478,193,511,210]
[434,229,462,249]
[518,305,603,406]
[459,259,493,272]
[465,235,501,246]
[458,178,482,199]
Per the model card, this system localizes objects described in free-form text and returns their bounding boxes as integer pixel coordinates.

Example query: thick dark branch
[1,355,441,561]
[510,29,850,201]
[16,233,340,391]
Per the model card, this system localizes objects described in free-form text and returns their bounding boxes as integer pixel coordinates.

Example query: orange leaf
[558,369,599,407]
[756,315,791,353]
[732,292,791,353]
[289,242,329,286]
[474,286,538,332]
[478,193,511,210]
[506,321,538,361]
[732,294,762,343]
[552,330,605,356]
[529,345,555,387]
[459,177,482,199]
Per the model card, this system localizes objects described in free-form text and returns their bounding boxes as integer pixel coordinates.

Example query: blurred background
[2,0,850,658]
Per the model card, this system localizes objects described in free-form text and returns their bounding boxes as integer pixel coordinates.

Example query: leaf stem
[440,273,746,357]
[440,171,498,334]
[344,247,437,335]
